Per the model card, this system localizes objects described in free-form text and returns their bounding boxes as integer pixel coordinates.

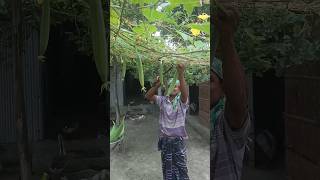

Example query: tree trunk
[11,0,32,179]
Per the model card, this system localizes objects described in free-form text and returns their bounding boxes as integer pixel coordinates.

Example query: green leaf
[130,0,144,6]
[168,0,199,15]
[110,9,120,28]
[142,7,177,25]
[182,0,199,15]
[144,0,158,4]
[130,0,157,5]
[176,30,193,42]
[133,23,157,36]
[142,8,166,22]
[194,40,206,49]
[132,26,144,34]
[186,22,210,34]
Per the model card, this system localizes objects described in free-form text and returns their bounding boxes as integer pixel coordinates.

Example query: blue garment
[212,57,223,79]
[211,97,225,130]
[167,79,181,111]
[158,137,189,180]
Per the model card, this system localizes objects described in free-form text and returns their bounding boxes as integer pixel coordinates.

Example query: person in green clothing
[210,6,250,180]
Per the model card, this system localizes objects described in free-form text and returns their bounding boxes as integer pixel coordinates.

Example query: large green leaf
[168,0,199,15]
[142,8,166,22]
[129,0,144,6]
[110,9,120,28]
[130,0,158,6]
[187,22,210,35]
[133,23,157,36]
[176,30,193,42]
[194,40,207,49]
[110,115,125,143]
[182,0,199,15]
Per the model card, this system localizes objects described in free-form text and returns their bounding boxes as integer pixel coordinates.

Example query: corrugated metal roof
[0,24,43,143]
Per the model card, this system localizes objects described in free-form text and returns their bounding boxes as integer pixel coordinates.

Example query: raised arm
[145,76,161,102]
[177,64,188,104]
[216,7,248,129]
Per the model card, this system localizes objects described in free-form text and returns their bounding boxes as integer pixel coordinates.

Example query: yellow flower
[198,13,210,21]
[190,28,201,36]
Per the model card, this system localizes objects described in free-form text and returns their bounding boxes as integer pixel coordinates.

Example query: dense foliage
[110,0,210,85]
[1,0,319,79]
[0,0,107,54]
[235,7,320,76]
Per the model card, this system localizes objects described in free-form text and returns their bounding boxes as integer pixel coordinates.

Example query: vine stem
[111,0,161,10]
[117,30,209,56]
[114,0,127,42]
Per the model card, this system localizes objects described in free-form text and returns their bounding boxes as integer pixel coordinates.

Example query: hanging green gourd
[136,51,146,92]
[121,57,126,81]
[39,0,50,57]
[87,0,108,84]
[166,71,178,96]
[159,60,164,87]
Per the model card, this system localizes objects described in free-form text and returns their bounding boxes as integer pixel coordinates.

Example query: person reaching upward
[145,63,190,180]
[211,6,250,180]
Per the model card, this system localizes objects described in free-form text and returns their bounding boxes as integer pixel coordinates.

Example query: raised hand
[214,5,240,39]
[153,76,161,87]
[177,63,185,75]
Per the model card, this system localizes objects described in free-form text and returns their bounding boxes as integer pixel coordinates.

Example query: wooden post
[246,73,255,166]
[113,57,121,125]
[11,0,32,179]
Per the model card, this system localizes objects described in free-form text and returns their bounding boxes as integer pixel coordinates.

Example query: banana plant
[110,114,125,143]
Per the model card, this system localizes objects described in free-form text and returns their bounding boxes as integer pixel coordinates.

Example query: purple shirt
[211,109,250,180]
[155,95,189,139]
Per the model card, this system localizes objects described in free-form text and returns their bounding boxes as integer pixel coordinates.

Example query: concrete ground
[110,105,210,180]
[0,138,108,180]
